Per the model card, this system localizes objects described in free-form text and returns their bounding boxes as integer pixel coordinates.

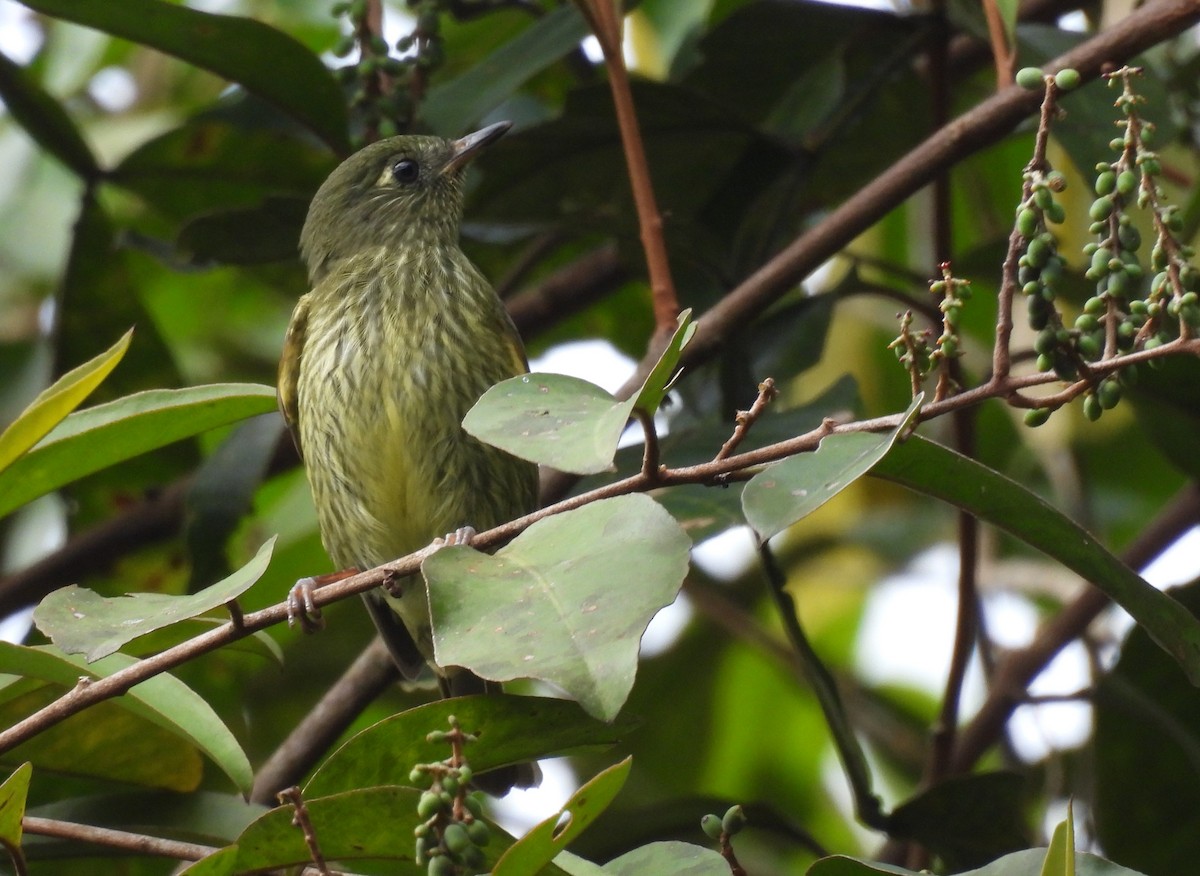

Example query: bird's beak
[443,121,512,175]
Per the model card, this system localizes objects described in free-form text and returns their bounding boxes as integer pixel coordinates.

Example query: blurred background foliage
[0,0,1199,873]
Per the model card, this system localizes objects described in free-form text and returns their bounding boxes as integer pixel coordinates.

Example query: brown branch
[981,0,1016,85]
[576,0,680,333]
[23,816,216,863]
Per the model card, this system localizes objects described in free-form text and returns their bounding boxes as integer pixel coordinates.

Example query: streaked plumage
[278,123,538,693]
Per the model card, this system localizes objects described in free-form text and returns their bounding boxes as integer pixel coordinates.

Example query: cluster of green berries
[930,269,972,363]
[701,804,747,843]
[331,0,448,141]
[411,723,493,876]
[1011,65,1199,426]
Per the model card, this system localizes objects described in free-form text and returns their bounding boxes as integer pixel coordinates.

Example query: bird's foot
[286,568,358,633]
[419,525,478,560]
[286,577,324,633]
[381,569,405,598]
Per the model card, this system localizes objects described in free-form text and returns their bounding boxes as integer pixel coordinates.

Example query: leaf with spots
[424,494,691,721]
[741,395,922,543]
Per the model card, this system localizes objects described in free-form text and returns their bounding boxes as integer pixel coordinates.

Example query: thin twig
[576,0,680,333]
[714,378,778,461]
[279,787,331,876]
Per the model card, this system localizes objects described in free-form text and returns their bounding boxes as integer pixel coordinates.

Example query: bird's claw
[287,576,325,634]
[437,525,477,549]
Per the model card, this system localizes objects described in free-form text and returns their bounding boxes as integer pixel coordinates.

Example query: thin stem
[578,0,680,333]
[758,542,887,830]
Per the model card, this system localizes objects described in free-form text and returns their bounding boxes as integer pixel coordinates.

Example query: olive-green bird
[278,122,538,710]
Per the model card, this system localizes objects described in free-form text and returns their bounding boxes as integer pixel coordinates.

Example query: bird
[277,122,540,781]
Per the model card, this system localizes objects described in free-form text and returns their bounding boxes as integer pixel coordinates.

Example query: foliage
[0,0,1199,874]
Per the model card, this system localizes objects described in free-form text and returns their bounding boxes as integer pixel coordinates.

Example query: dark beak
[443,121,512,175]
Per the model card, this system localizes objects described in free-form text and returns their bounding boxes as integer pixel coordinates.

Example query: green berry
[418,791,444,820]
[465,819,491,847]
[1077,333,1101,359]
[1090,196,1115,221]
[1095,171,1116,196]
[1034,328,1058,355]
[1084,296,1106,314]
[702,813,724,841]
[1074,313,1099,333]
[1054,68,1081,91]
[1083,394,1102,422]
[464,793,484,819]
[410,767,432,787]
[722,805,747,836]
[1017,208,1039,238]
[1117,170,1138,196]
[1098,379,1122,409]
[428,854,456,876]
[1016,67,1045,90]
[1119,364,1139,387]
[1036,353,1054,372]
[443,823,471,855]
[1045,201,1066,225]
[1024,407,1052,427]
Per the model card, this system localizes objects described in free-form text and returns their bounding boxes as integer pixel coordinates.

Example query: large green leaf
[33,538,275,662]
[426,494,691,721]
[464,312,693,474]
[0,330,130,477]
[17,0,348,151]
[305,695,635,797]
[209,786,570,875]
[603,841,729,876]
[0,763,31,861]
[493,758,631,875]
[0,383,278,520]
[807,850,1150,875]
[0,50,97,179]
[0,644,252,793]
[872,435,1200,686]
[742,396,922,542]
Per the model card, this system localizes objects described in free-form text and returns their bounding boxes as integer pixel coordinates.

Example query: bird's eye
[391,158,420,184]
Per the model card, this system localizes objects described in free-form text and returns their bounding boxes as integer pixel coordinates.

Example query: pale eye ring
[392,158,419,183]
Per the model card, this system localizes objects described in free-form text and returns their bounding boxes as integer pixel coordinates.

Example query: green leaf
[305,694,635,797]
[176,196,310,266]
[0,50,98,179]
[742,395,922,542]
[887,772,1027,871]
[427,494,691,721]
[633,309,696,416]
[0,383,278,520]
[1042,799,1075,876]
[465,373,632,475]
[226,786,571,874]
[603,841,729,876]
[16,0,348,152]
[494,758,631,875]
[808,851,1148,875]
[33,537,276,662]
[0,643,252,793]
[0,329,131,476]
[464,312,693,474]
[0,763,31,858]
[424,4,590,135]
[872,435,1200,686]
[178,845,237,876]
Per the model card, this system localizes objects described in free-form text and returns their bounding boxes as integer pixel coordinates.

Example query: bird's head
[300,121,510,281]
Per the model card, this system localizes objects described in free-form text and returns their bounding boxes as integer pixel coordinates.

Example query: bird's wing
[277,293,311,460]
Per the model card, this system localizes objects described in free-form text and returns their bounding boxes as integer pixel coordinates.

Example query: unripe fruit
[418,791,444,820]
[1016,67,1045,89]
[722,805,748,836]
[443,823,472,855]
[1095,171,1116,196]
[1098,379,1122,410]
[1024,407,1052,427]
[1083,394,1102,422]
[1054,68,1081,91]
[466,819,492,847]
[701,814,724,841]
